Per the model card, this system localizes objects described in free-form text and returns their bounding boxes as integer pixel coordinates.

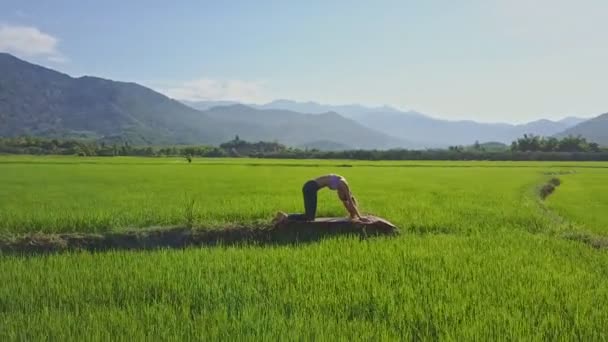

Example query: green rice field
[1,156,607,340]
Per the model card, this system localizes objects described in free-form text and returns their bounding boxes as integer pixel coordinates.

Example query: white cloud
[157,78,270,103]
[0,24,67,63]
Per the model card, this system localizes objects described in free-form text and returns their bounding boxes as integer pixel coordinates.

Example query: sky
[0,0,607,123]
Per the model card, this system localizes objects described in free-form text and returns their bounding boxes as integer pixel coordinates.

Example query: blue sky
[1,0,607,123]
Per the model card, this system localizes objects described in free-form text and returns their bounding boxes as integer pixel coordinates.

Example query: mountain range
[556,113,608,144]
[201,104,404,148]
[186,100,590,147]
[0,53,402,149]
[1,53,606,149]
[183,99,403,118]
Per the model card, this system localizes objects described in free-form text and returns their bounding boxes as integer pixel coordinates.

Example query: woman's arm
[338,183,361,219]
[344,198,361,219]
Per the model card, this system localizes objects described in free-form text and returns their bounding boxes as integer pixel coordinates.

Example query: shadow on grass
[0,219,400,255]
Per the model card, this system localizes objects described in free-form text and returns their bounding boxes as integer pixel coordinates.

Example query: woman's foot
[272,211,288,225]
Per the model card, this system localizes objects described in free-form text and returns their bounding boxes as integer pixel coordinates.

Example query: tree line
[1,135,606,161]
[510,134,601,153]
[0,136,287,158]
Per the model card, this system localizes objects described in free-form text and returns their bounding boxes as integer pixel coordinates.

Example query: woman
[273,174,362,224]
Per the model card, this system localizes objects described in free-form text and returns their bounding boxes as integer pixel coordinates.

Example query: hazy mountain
[355,112,586,147]
[557,116,587,127]
[355,112,507,147]
[253,99,402,118]
[181,100,240,111]
[555,113,608,145]
[185,99,403,118]
[0,54,406,148]
[188,99,586,147]
[516,119,580,138]
[202,105,407,149]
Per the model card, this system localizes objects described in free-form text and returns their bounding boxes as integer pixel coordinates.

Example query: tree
[541,137,559,152]
[510,134,600,153]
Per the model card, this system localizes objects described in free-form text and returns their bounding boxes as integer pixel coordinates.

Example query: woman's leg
[287,181,318,221]
[303,184,317,220]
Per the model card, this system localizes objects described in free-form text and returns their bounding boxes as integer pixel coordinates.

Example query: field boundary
[0,221,399,255]
[533,174,608,250]
[562,232,608,250]
[539,177,562,200]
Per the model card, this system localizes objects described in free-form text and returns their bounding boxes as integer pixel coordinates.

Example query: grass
[547,170,608,236]
[2,234,608,340]
[1,156,608,340]
[0,156,568,234]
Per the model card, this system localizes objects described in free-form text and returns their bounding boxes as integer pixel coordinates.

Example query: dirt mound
[540,177,561,199]
[0,216,399,255]
[276,216,398,239]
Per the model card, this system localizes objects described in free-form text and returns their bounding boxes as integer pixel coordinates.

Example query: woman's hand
[351,216,371,223]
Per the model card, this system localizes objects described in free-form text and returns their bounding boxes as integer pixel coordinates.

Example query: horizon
[1,1,607,124]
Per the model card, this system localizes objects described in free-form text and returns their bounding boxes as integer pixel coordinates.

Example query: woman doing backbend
[273,174,362,224]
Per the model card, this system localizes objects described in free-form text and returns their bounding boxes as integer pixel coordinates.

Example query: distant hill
[188,99,587,147]
[555,113,608,146]
[330,112,587,147]
[557,117,587,127]
[253,99,402,118]
[202,105,407,149]
[184,99,403,118]
[0,54,405,148]
[0,53,233,145]
[517,119,578,137]
[181,100,240,111]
